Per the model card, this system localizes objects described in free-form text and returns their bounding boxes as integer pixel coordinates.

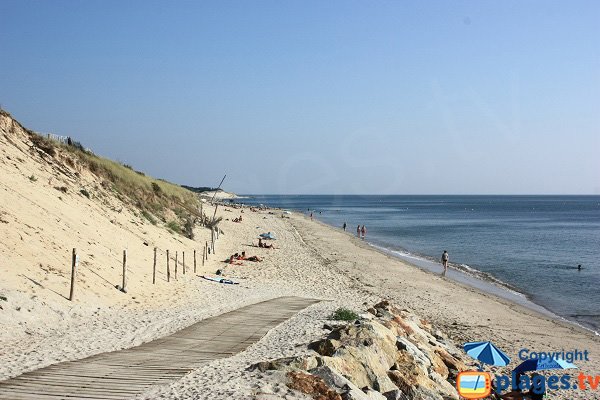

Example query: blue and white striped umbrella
[464,341,511,367]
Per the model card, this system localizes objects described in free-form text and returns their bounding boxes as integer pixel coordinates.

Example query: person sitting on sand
[228,254,242,265]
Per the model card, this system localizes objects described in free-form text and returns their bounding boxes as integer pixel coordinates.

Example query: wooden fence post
[202,246,205,266]
[121,249,128,293]
[166,250,170,282]
[194,250,197,273]
[183,251,186,275]
[152,247,157,284]
[175,251,178,280]
[211,229,215,254]
[69,248,78,301]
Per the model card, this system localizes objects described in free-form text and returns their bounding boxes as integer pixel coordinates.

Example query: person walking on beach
[310,212,313,220]
[343,222,347,231]
[357,225,361,237]
[361,225,367,239]
[441,250,449,276]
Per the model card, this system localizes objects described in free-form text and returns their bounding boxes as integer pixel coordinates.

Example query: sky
[1,1,599,195]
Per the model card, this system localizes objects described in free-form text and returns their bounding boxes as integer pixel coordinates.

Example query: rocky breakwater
[251,301,472,400]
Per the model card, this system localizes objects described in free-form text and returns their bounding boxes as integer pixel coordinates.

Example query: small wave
[369,242,525,297]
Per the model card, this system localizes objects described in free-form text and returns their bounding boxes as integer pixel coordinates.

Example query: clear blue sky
[1,1,598,194]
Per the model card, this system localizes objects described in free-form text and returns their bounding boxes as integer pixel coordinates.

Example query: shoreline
[245,197,599,336]
[356,233,597,337]
[303,215,597,337]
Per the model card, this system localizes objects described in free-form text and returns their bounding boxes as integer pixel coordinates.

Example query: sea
[236,195,600,334]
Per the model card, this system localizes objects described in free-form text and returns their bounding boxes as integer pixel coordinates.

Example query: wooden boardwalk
[0,296,319,400]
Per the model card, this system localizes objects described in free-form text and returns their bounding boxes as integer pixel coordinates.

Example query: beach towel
[201,275,239,285]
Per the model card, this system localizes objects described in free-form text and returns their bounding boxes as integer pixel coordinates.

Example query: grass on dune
[24,127,201,238]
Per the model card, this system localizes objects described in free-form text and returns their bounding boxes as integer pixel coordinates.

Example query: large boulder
[310,366,373,400]
[286,371,342,400]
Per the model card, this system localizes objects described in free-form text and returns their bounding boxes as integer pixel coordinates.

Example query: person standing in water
[343,222,347,231]
[356,225,361,237]
[441,250,449,276]
[361,225,367,239]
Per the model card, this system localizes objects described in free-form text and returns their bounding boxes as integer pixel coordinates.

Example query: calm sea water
[238,195,600,333]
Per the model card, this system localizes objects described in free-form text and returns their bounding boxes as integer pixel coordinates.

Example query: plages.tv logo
[456,371,491,399]
[456,341,593,399]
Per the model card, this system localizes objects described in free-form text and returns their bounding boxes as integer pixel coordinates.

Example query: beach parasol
[464,341,511,395]
[464,341,511,368]
[513,358,577,375]
[259,232,276,240]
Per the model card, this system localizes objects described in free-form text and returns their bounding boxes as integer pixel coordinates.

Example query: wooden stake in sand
[121,249,128,293]
[175,251,178,280]
[152,247,157,284]
[69,248,78,301]
[182,251,186,275]
[211,228,215,254]
[193,250,197,273]
[166,250,170,282]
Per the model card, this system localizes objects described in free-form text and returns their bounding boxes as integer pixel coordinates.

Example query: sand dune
[1,111,598,399]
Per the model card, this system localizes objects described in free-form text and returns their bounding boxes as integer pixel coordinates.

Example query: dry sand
[1,117,599,399]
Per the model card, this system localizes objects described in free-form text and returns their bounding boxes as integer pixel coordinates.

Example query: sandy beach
[2,204,599,398]
[1,113,599,399]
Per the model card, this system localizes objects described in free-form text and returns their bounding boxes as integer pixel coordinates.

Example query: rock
[428,371,459,399]
[286,371,342,400]
[309,338,342,356]
[311,366,352,390]
[362,387,387,400]
[381,390,409,400]
[311,366,372,400]
[396,337,431,374]
[317,321,399,392]
[250,356,318,372]
[434,348,468,377]
[387,370,443,400]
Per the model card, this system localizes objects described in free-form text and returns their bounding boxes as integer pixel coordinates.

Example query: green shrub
[183,217,195,239]
[141,210,157,225]
[29,134,56,156]
[330,308,359,321]
[166,220,181,233]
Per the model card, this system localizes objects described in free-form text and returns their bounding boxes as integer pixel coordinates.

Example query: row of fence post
[68,228,220,301]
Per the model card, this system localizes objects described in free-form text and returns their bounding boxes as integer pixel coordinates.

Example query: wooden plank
[0,297,320,400]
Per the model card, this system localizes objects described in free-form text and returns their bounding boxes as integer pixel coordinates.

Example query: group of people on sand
[227,251,262,264]
[232,215,243,223]
[258,238,275,249]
